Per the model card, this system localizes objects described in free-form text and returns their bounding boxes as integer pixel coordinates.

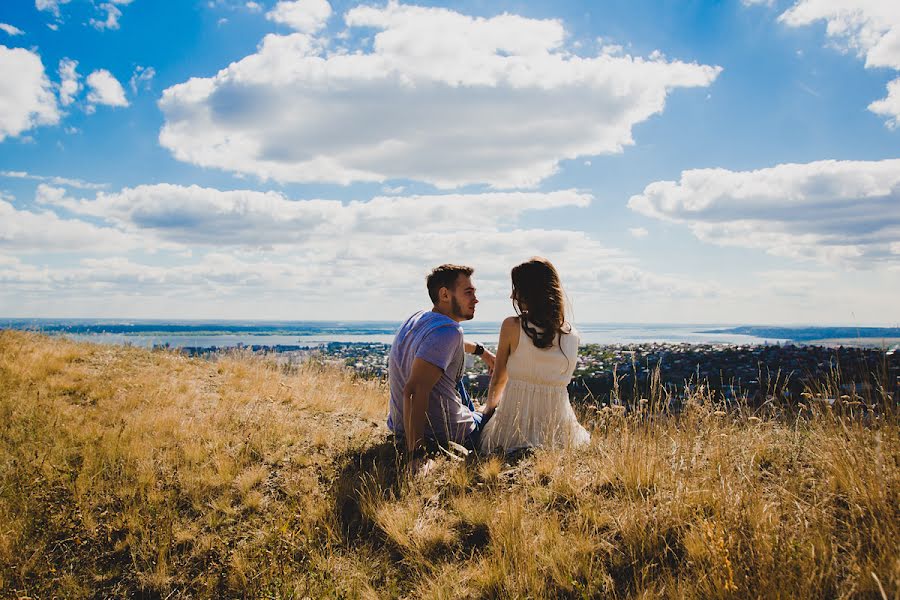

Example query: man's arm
[402,357,443,457]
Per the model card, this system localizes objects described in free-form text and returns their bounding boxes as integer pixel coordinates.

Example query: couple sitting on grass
[387,258,589,471]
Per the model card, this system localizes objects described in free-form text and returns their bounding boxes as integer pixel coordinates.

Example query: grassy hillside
[0,330,897,599]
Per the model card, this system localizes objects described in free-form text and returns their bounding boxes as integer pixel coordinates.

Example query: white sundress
[478,324,590,454]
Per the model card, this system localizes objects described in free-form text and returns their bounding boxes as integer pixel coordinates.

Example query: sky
[0,0,898,325]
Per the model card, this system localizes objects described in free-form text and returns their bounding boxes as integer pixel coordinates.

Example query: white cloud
[0,23,24,36]
[37,0,133,30]
[869,77,900,128]
[89,0,134,30]
[58,57,81,106]
[742,0,774,6]
[246,1,262,12]
[628,227,649,238]
[86,69,129,108]
[0,255,52,291]
[35,0,70,18]
[46,183,593,245]
[0,228,716,318]
[266,0,331,32]
[628,158,900,266]
[159,3,720,188]
[129,65,156,93]
[34,183,68,205]
[6,180,722,316]
[0,197,138,253]
[1,170,106,190]
[778,1,900,127]
[0,45,59,141]
[91,4,122,30]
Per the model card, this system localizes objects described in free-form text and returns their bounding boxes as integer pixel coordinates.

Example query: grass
[1,330,897,599]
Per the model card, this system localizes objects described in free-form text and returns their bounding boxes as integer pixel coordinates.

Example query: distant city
[5,319,898,406]
[232,340,897,407]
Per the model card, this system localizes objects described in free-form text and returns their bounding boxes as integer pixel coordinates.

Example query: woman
[478,257,590,454]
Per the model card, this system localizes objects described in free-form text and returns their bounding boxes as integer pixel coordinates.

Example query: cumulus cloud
[129,65,156,93]
[628,158,900,266]
[6,180,719,316]
[0,197,138,253]
[266,0,331,33]
[35,0,70,18]
[91,3,122,30]
[628,227,649,238]
[159,2,720,188]
[0,45,59,141]
[91,0,135,30]
[58,58,81,106]
[36,0,133,30]
[45,184,593,245]
[869,77,900,127]
[0,228,715,317]
[1,170,106,190]
[778,1,900,127]
[86,69,129,108]
[0,23,24,36]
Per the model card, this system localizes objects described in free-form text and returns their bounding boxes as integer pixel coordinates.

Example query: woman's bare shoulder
[501,316,520,330]
[500,316,521,352]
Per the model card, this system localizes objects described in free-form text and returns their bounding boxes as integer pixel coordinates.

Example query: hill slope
[0,331,897,598]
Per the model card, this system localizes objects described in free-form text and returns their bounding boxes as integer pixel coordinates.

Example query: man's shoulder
[395,310,461,349]
[415,317,463,356]
[409,310,462,333]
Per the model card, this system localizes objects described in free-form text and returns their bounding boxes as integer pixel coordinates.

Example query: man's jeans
[457,377,487,449]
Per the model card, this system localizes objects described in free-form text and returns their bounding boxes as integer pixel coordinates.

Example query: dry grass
[0,330,387,598]
[1,330,898,599]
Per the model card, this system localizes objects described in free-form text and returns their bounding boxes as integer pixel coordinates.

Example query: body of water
[2,318,798,347]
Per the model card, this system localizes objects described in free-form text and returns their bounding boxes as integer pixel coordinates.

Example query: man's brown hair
[426,264,474,304]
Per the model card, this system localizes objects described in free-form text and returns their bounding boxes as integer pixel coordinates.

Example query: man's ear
[438,286,450,303]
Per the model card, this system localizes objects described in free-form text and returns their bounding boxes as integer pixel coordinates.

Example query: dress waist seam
[506,377,569,389]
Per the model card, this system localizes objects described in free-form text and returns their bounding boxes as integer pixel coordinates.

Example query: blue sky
[1,0,898,324]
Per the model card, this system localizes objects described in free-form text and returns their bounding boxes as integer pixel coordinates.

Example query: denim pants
[457,378,487,449]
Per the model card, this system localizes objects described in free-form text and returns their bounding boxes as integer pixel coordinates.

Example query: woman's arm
[483,316,518,416]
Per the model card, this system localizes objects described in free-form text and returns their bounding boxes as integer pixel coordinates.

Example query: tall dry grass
[0,330,388,597]
[1,330,897,599]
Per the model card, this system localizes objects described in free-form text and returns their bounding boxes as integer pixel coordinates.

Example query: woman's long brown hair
[510,257,570,349]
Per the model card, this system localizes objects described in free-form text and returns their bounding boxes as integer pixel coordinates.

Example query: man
[387,264,495,465]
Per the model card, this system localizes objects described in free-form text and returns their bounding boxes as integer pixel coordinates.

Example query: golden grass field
[0,330,897,599]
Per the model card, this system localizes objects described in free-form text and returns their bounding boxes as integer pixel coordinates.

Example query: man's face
[448,274,477,322]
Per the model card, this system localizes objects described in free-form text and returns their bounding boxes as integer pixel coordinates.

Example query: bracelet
[473,342,485,356]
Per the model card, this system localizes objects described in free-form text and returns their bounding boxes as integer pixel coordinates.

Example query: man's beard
[450,296,474,321]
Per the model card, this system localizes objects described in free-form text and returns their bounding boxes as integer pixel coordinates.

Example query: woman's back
[478,320,589,454]
[506,324,579,387]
